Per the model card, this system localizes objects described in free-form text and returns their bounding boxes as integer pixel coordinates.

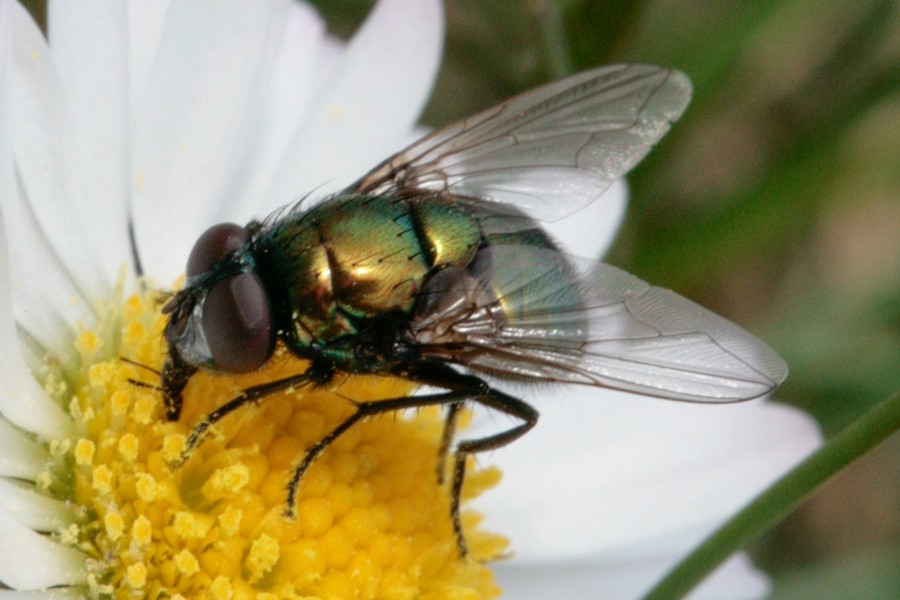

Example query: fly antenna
[120,356,160,376]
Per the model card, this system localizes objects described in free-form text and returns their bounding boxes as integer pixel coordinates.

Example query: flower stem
[642,390,900,600]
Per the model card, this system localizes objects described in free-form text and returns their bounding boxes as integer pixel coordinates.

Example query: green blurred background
[23,0,900,597]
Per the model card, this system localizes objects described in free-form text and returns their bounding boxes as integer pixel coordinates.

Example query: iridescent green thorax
[252,193,490,350]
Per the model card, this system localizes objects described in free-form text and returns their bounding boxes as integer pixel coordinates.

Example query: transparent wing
[349,64,692,222]
[411,246,787,402]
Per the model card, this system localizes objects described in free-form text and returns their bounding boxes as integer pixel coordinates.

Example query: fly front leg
[160,349,198,421]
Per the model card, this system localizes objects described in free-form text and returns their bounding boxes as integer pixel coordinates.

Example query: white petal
[688,552,771,599]
[0,5,72,439]
[0,177,88,367]
[0,246,74,439]
[0,477,73,532]
[215,1,330,222]
[547,178,628,259]
[494,548,769,600]
[474,387,821,560]
[0,590,84,599]
[7,1,111,299]
[264,0,445,206]
[0,194,82,364]
[47,0,131,283]
[131,0,294,282]
[127,0,173,112]
[5,0,108,364]
[0,417,50,479]
[0,509,86,589]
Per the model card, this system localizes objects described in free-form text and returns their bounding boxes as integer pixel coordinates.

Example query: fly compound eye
[202,272,273,372]
[187,223,249,277]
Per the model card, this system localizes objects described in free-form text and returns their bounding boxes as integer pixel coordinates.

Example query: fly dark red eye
[202,272,273,372]
[187,223,249,277]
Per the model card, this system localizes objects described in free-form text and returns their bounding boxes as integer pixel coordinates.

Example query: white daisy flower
[0,0,821,598]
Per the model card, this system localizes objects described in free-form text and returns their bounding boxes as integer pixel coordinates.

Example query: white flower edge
[0,510,85,590]
[0,590,84,600]
[473,386,821,597]
[547,178,628,260]
[495,550,769,600]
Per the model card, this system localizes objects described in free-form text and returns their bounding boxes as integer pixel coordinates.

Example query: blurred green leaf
[20,0,47,30]
[424,1,557,124]
[617,0,787,103]
[624,0,900,293]
[563,0,646,69]
[769,548,900,600]
[305,0,375,38]
[773,287,900,433]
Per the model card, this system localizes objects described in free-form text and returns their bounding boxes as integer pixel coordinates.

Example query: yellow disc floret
[56,290,507,598]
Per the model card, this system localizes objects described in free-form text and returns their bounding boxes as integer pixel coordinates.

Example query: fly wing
[349,64,691,222]
[411,246,787,403]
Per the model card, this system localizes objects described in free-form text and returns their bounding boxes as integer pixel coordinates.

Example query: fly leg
[160,349,198,421]
[122,358,166,399]
[284,390,471,517]
[437,400,464,484]
[403,363,540,558]
[170,371,314,468]
[448,385,538,557]
[120,357,160,376]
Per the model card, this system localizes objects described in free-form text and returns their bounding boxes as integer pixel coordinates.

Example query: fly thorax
[254,216,354,347]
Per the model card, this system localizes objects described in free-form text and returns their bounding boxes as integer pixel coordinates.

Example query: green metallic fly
[160,64,787,556]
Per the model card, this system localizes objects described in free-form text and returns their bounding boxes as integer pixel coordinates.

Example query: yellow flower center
[55,290,506,598]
